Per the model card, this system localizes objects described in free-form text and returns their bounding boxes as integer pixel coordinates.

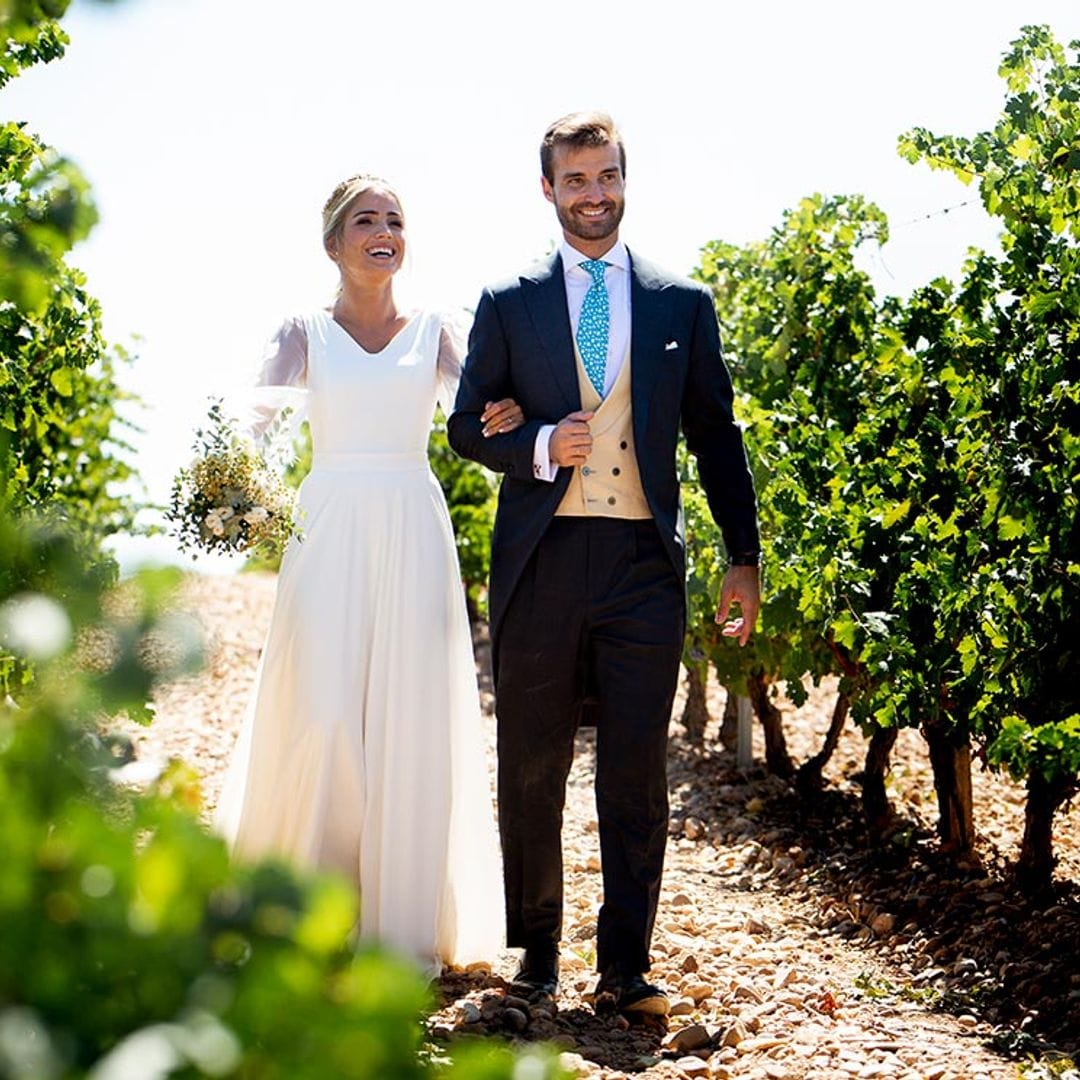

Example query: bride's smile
[329,189,406,276]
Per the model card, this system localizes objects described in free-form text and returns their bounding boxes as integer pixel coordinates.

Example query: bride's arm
[247,317,309,444]
[437,312,523,436]
[436,312,466,419]
[258,317,308,387]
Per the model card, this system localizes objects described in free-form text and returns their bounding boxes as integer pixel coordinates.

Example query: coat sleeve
[447,288,547,481]
[681,288,761,560]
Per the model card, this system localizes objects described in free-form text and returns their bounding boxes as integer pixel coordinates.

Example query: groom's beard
[554,197,625,244]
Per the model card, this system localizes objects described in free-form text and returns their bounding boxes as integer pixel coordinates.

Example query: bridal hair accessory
[166,399,301,558]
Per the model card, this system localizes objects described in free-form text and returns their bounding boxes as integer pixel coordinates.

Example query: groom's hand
[715,564,761,647]
[550,410,595,468]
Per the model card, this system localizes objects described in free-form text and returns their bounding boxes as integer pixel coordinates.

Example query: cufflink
[665,340,679,351]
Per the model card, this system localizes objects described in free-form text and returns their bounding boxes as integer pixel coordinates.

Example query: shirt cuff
[532,425,558,482]
[728,552,761,567]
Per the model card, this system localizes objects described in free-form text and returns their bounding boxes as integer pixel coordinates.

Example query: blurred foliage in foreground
[1,0,142,696]
[0,511,569,1078]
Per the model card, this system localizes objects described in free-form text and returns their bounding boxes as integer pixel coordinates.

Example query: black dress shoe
[593,969,669,1017]
[618,973,669,1016]
[510,948,558,999]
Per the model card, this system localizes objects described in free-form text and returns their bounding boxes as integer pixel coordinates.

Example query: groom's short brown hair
[540,111,626,184]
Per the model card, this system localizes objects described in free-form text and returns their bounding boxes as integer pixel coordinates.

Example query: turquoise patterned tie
[576,259,610,396]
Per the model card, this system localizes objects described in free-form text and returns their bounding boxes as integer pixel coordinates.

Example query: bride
[214,174,515,973]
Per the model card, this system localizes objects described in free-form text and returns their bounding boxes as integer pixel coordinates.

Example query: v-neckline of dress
[328,309,422,356]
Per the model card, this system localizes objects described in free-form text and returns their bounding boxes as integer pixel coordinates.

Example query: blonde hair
[321,174,402,252]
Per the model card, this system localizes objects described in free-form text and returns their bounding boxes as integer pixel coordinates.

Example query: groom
[448,112,760,1016]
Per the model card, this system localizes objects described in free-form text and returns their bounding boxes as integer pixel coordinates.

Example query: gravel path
[125,574,1079,1080]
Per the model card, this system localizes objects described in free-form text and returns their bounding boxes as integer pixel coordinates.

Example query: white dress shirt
[533,239,632,481]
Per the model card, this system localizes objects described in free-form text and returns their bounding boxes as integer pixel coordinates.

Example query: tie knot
[579,259,608,285]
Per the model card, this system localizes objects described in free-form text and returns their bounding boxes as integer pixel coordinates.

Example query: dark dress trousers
[448,250,759,975]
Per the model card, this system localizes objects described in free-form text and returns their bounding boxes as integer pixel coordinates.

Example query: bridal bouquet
[167,400,300,557]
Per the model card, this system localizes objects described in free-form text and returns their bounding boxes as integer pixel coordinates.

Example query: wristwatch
[728,552,761,567]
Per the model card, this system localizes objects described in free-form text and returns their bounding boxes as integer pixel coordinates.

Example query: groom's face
[542,142,625,251]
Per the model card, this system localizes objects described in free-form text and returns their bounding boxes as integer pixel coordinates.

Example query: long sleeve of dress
[436,311,469,419]
[246,316,310,446]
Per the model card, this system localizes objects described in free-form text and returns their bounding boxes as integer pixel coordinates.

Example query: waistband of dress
[310,450,428,473]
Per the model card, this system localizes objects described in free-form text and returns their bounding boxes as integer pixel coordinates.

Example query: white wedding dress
[214,308,503,972]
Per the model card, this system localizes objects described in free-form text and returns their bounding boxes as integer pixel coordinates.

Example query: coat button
[607,496,617,505]
[582,466,592,476]
[612,467,621,476]
[620,441,628,450]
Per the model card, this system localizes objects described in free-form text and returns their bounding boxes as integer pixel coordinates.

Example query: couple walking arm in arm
[215,113,761,1012]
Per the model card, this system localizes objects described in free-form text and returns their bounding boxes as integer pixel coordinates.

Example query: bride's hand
[481,398,525,438]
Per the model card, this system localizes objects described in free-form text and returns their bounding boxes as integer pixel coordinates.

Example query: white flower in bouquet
[167,401,302,558]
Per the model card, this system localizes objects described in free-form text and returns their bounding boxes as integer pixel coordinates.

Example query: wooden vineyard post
[736,695,753,770]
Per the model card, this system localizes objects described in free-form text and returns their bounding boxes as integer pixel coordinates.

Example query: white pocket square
[665,340,679,351]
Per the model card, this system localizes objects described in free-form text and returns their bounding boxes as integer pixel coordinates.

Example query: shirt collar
[560,238,629,275]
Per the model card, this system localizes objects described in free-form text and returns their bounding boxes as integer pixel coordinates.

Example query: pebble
[719,1021,747,1048]
[663,1023,713,1054]
[503,1007,528,1033]
[457,1001,481,1025]
[871,913,896,936]
[674,1056,710,1078]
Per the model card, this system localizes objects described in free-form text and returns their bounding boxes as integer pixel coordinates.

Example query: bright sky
[5,0,1078,571]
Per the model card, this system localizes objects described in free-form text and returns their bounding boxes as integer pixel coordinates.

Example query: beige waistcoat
[555,343,652,520]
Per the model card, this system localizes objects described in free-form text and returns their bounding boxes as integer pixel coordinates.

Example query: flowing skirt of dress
[215,449,503,970]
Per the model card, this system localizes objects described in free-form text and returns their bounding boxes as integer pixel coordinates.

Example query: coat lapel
[521,252,580,414]
[629,251,673,438]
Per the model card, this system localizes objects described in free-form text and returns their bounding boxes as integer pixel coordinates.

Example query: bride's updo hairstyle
[321,174,401,255]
